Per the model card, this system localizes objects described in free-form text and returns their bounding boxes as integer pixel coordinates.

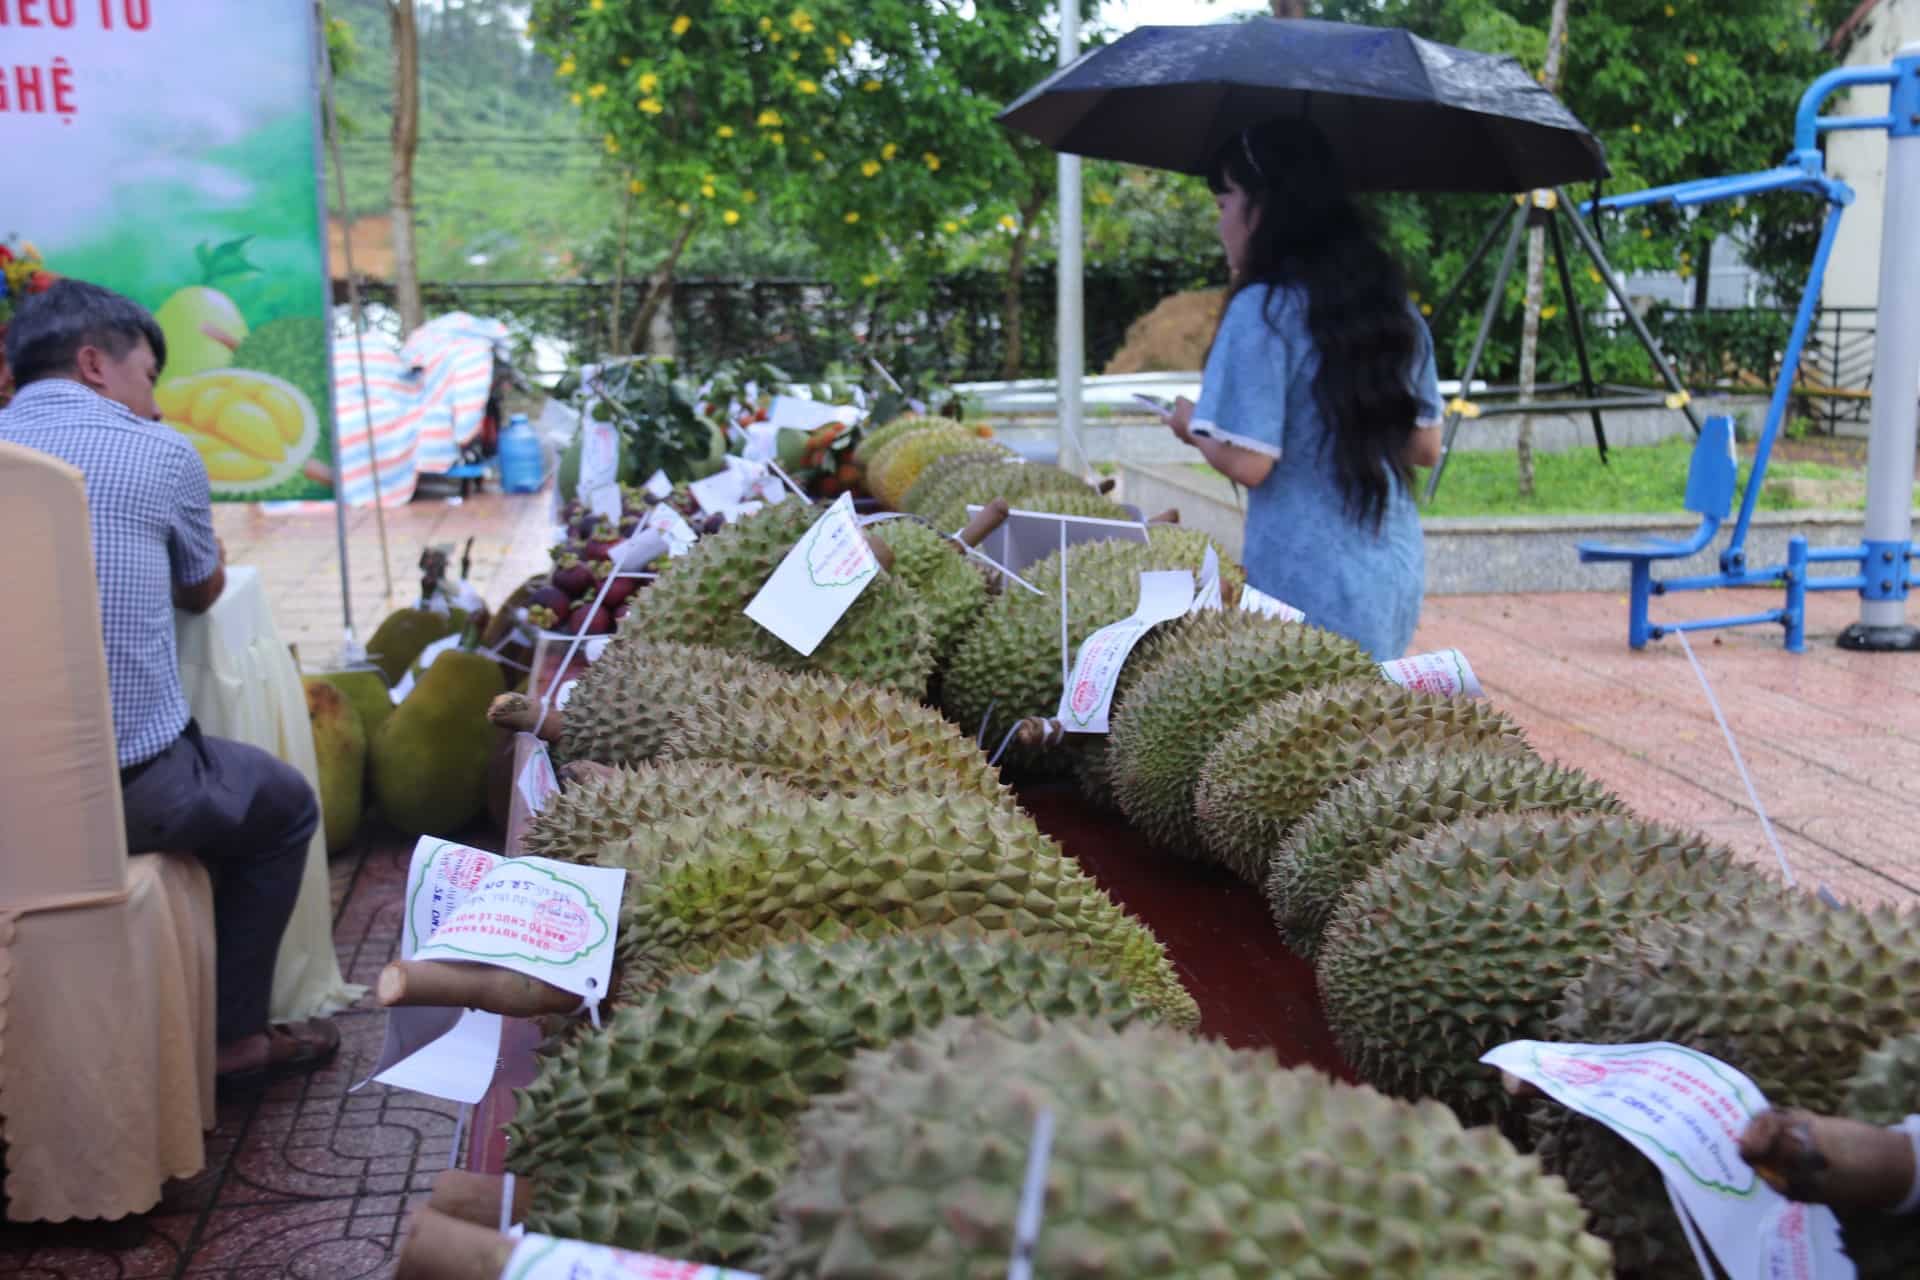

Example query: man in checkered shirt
[1,280,338,1087]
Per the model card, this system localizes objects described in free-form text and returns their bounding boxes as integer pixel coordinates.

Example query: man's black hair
[4,278,168,387]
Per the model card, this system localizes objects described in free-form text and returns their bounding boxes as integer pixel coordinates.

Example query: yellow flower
[789,8,815,32]
[922,152,940,172]
[844,211,861,224]
[1420,303,1433,316]
[861,273,881,287]
[863,79,882,92]
[998,214,1017,230]
[724,209,741,225]
[769,30,782,42]
[881,142,898,160]
[604,133,620,153]
[1684,51,1699,65]
[621,56,634,67]
[629,179,647,195]
[1664,3,1675,13]
[812,149,826,162]
[678,202,692,215]
[861,160,881,177]
[587,82,608,99]
[590,0,603,10]
[789,50,801,62]
[759,15,773,30]
[571,92,583,106]
[717,124,735,138]
[701,183,717,198]
[1408,290,1421,302]
[770,131,784,144]
[557,57,576,76]
[1631,123,1642,133]
[638,72,659,93]
[839,31,852,45]
[1588,268,1603,283]
[1641,227,1653,239]
[671,14,691,36]
[758,109,783,127]
[943,220,959,233]
[743,189,758,203]
[796,78,818,94]
[1541,305,1559,320]
[639,96,664,114]
[1091,188,1113,206]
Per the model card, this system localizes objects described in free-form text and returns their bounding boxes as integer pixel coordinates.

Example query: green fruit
[763,1016,1615,1279]
[314,667,393,746]
[1193,680,1531,876]
[1106,617,1378,866]
[940,527,1242,775]
[557,430,584,501]
[507,936,1158,1262]
[1317,811,1768,1129]
[301,677,365,854]
[557,638,776,767]
[1268,751,1624,957]
[366,607,466,685]
[627,501,934,698]
[368,650,505,837]
[154,285,247,384]
[865,424,1004,509]
[866,519,988,668]
[851,414,964,469]
[531,760,1197,1025]
[1535,894,1920,1275]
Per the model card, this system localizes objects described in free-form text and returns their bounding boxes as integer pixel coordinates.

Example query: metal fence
[1637,304,1877,433]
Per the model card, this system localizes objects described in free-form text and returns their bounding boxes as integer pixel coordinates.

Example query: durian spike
[376,959,580,1018]
[486,693,560,744]
[1738,1108,1916,1213]
[428,1170,530,1229]
[1014,716,1066,748]
[957,497,1011,547]
[394,1206,514,1280]
[862,531,895,572]
[1148,507,1180,524]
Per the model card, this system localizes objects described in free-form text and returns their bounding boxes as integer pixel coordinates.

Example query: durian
[940,528,1242,774]
[1106,618,1378,864]
[1847,1031,1920,1126]
[851,414,965,469]
[1534,894,1920,1275]
[520,758,809,867]
[865,424,1006,509]
[556,638,776,767]
[865,519,987,667]
[762,1016,1615,1279]
[531,761,1198,1025]
[895,447,1017,515]
[910,458,1109,534]
[506,935,1157,1262]
[1317,811,1769,1128]
[1268,751,1623,956]
[626,501,934,697]
[1194,680,1531,877]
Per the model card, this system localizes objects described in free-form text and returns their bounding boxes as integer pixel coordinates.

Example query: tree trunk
[1513,0,1570,500]
[999,185,1052,381]
[608,176,636,355]
[388,0,424,334]
[626,215,700,355]
[1268,0,1308,16]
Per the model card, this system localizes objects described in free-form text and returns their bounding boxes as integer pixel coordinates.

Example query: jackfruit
[366,606,468,685]
[865,424,1007,509]
[851,414,967,470]
[313,667,393,745]
[301,677,365,854]
[368,649,505,837]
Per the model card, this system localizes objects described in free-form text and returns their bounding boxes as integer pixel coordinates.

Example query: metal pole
[312,0,359,663]
[1055,0,1086,476]
[1840,44,1920,650]
[1545,206,1611,463]
[1424,203,1526,502]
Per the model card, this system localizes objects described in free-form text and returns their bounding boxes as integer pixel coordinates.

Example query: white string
[1674,630,1796,888]
[764,457,811,501]
[951,533,1045,597]
[1006,1107,1055,1280]
[977,700,997,749]
[575,992,603,1031]
[988,722,1021,770]
[499,1170,517,1234]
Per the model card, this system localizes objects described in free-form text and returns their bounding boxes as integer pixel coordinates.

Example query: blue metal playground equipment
[1574,45,1920,652]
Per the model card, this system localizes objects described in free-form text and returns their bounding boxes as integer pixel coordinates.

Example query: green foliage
[575,358,718,485]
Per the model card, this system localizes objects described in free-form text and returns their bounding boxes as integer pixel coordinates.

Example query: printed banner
[0,1,336,500]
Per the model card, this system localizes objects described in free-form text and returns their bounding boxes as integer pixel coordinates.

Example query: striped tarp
[330,312,508,507]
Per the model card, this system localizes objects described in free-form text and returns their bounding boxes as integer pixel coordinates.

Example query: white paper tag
[1057,570,1196,734]
[517,741,559,817]
[411,856,626,1001]
[642,503,700,556]
[1189,546,1223,613]
[716,500,765,523]
[688,465,749,513]
[537,396,579,442]
[744,423,781,463]
[743,493,878,657]
[418,632,463,672]
[588,482,623,525]
[610,528,670,571]
[768,394,860,433]
[1380,648,1484,698]
[643,468,674,501]
[503,1233,759,1279]
[577,418,620,498]
[1482,1041,1854,1280]
[555,679,578,709]
[1239,584,1307,622]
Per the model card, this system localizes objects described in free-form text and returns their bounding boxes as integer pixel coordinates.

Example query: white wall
[1822,0,1918,310]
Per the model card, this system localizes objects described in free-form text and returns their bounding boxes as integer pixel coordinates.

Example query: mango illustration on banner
[743,493,877,656]
[504,1233,759,1280]
[1380,648,1484,698]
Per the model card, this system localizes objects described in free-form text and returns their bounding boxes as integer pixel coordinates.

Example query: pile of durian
[407,421,1917,1279]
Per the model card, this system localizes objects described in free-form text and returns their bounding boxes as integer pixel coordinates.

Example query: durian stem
[487,693,561,744]
[958,497,1012,548]
[1740,1108,1916,1214]
[1147,507,1181,525]
[395,1206,515,1280]
[376,959,582,1018]
[428,1170,530,1228]
[1096,476,1118,495]
[863,531,896,573]
[1014,716,1066,748]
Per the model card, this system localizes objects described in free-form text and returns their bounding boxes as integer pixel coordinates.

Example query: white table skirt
[175,566,365,1021]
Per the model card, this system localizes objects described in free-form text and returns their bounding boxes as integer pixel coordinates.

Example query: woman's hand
[1166,396,1197,446]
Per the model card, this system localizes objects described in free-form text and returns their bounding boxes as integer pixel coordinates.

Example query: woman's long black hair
[1208,118,1421,533]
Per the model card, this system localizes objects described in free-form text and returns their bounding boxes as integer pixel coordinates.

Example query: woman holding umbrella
[1167,119,1441,660]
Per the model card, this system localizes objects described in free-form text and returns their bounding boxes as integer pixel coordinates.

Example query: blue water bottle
[497,413,544,493]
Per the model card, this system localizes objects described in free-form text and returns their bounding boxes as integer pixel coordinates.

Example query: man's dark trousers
[120,721,319,1046]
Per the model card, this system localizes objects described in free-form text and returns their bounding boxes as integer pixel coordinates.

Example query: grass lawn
[1194,437,1865,518]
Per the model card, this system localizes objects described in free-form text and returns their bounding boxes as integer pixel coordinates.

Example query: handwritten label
[743,493,878,656]
[1057,570,1195,734]
[411,855,625,1000]
[588,481,623,525]
[517,741,559,818]
[503,1234,759,1280]
[1483,1040,1853,1280]
[1240,584,1306,622]
[642,468,674,500]
[743,423,781,463]
[1380,648,1484,698]
[688,465,749,513]
[767,394,859,433]
[577,418,620,498]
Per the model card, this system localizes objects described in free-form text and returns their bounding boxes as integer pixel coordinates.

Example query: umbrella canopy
[999,17,1607,194]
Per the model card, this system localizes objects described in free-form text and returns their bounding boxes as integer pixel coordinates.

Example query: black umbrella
[999,17,1607,194]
